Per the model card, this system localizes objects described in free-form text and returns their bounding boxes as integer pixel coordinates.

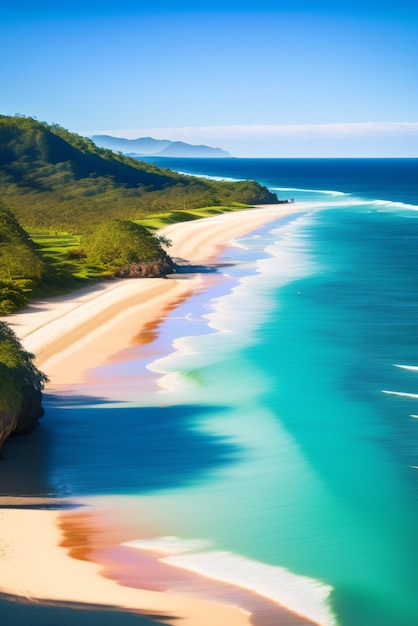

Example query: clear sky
[1,1,417,156]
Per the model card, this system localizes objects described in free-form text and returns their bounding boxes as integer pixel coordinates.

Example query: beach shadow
[172,257,233,274]
[1,392,240,498]
[0,420,54,497]
[0,593,172,625]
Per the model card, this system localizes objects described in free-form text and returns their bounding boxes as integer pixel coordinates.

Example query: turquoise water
[3,160,418,625]
[138,203,418,626]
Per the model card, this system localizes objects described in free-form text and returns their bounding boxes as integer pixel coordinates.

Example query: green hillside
[0,115,279,453]
[0,115,277,231]
[0,204,45,313]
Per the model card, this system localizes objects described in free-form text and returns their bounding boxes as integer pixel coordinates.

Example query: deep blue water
[3,159,418,626]
[142,156,418,205]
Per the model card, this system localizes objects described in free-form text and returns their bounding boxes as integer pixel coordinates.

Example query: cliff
[113,251,176,278]
[0,322,47,456]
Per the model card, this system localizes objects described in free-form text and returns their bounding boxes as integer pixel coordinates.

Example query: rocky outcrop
[113,252,176,278]
[0,366,45,456]
[11,387,44,436]
[0,411,18,455]
[0,322,47,457]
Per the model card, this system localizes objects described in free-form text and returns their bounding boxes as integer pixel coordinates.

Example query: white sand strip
[160,203,312,262]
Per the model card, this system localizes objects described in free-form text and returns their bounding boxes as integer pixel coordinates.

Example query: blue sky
[1,1,417,156]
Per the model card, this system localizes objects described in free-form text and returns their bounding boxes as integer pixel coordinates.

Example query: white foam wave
[274,194,418,213]
[272,190,418,212]
[124,536,336,626]
[278,193,418,211]
[185,312,205,322]
[369,199,418,211]
[394,364,418,371]
[150,213,319,394]
[123,536,210,554]
[164,550,336,626]
[176,170,242,182]
[272,186,347,197]
[382,390,418,399]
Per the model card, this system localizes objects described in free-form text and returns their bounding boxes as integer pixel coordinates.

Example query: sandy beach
[0,203,313,625]
[2,203,309,379]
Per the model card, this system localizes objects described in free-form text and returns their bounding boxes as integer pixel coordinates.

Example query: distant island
[90,135,231,158]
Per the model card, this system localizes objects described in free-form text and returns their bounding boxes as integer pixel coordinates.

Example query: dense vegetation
[0,204,45,313]
[83,219,174,277]
[0,113,279,311]
[0,204,177,311]
[0,321,47,454]
[0,115,277,231]
[0,202,265,312]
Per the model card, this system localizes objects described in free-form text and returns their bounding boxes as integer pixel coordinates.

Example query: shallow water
[3,159,418,626]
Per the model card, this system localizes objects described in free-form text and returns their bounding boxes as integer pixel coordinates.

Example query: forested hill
[0,115,277,231]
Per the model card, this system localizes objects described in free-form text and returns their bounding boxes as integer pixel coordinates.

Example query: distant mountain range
[90,135,231,158]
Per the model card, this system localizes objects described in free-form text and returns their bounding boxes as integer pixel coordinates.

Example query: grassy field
[29,205,253,298]
[136,204,251,230]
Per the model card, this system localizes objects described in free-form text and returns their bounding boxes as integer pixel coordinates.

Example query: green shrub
[83,219,165,273]
[0,281,28,313]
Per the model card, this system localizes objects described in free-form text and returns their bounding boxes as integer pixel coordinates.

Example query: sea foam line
[149,214,318,394]
[370,199,418,210]
[271,189,418,211]
[382,390,418,399]
[123,537,336,626]
[176,170,242,182]
[272,186,347,197]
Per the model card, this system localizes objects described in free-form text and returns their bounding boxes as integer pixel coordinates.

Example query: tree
[83,219,170,274]
[0,321,48,453]
[156,234,172,248]
[0,281,28,314]
[0,204,45,312]
[0,243,43,280]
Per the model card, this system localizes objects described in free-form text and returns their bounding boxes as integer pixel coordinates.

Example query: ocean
[2,158,418,626]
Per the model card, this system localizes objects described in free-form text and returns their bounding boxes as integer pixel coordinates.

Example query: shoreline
[0,202,315,625]
[1,203,310,388]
